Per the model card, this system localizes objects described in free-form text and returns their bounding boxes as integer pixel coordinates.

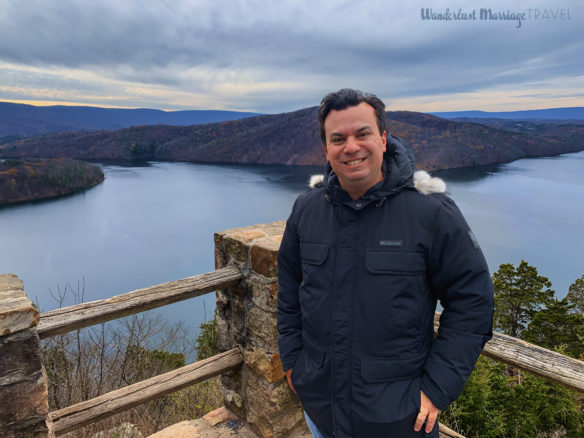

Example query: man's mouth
[345,158,364,165]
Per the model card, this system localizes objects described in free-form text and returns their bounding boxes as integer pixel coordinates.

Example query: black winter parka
[277,137,493,437]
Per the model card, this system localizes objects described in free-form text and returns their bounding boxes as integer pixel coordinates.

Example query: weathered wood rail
[38,265,241,339]
[433,312,584,394]
[49,348,243,436]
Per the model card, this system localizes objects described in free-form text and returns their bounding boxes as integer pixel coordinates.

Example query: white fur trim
[413,170,446,195]
[309,174,324,188]
[307,171,446,195]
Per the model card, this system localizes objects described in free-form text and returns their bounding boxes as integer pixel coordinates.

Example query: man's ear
[381,131,387,152]
[323,143,329,162]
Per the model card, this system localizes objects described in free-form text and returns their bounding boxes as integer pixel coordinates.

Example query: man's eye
[330,138,343,144]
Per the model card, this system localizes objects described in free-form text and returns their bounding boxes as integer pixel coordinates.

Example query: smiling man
[277,89,494,437]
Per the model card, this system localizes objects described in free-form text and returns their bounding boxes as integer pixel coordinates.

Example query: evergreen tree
[567,274,584,314]
[523,298,584,359]
[195,311,218,361]
[492,260,554,338]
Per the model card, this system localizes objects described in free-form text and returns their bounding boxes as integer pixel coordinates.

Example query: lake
[1,152,583,336]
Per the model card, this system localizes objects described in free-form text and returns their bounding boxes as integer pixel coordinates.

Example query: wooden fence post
[0,273,50,437]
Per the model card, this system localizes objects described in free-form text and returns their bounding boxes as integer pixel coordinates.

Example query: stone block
[216,289,230,311]
[246,373,298,416]
[270,407,305,438]
[214,231,225,248]
[0,274,39,336]
[230,294,246,344]
[0,329,43,379]
[0,274,24,293]
[223,236,248,263]
[250,238,281,278]
[0,370,49,426]
[246,306,279,352]
[222,229,266,264]
[244,346,285,384]
[248,276,278,312]
[229,284,248,298]
[248,406,304,438]
[216,313,234,351]
[230,229,267,244]
[247,411,274,438]
[222,387,245,419]
[202,405,238,426]
[215,246,227,269]
[1,415,50,438]
[246,374,304,438]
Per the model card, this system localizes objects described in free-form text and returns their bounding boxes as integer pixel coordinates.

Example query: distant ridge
[0,102,260,138]
[430,107,584,120]
[1,107,583,171]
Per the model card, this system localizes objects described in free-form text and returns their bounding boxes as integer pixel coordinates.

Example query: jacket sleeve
[421,195,494,411]
[277,199,304,371]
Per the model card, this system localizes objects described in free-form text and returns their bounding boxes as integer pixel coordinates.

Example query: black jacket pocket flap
[300,242,329,265]
[365,251,426,275]
[361,355,424,382]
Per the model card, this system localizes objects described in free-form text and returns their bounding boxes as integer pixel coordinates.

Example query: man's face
[323,102,386,200]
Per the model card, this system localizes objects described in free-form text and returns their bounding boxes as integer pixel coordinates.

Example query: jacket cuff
[421,373,451,411]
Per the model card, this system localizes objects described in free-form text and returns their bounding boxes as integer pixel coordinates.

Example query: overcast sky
[0,0,581,113]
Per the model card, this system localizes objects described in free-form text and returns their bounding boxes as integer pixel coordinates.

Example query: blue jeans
[303,410,439,437]
[304,411,325,438]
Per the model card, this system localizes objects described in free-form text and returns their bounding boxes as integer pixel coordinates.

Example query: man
[277,89,494,437]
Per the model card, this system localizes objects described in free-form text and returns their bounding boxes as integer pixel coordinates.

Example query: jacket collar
[322,135,416,208]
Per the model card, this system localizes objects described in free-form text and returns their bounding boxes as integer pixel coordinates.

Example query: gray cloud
[0,0,581,112]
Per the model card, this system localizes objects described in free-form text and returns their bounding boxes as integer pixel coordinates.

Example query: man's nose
[344,136,360,153]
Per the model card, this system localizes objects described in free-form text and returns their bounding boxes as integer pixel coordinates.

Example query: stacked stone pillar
[0,274,50,438]
[214,222,304,438]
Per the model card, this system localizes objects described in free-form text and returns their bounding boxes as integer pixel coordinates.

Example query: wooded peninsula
[0,158,104,206]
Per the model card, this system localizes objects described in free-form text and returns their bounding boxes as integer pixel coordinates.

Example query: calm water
[1,152,583,333]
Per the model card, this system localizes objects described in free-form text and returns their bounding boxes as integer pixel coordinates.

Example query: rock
[92,422,144,438]
[244,346,285,384]
[0,274,39,336]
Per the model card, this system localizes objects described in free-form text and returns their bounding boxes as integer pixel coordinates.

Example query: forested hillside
[1,107,583,170]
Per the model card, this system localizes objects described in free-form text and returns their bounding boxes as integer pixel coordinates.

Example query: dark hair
[317,88,386,144]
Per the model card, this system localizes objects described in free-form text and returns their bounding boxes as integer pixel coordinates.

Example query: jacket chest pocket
[364,250,428,337]
[299,242,331,318]
[300,242,329,266]
[300,242,329,283]
[365,250,426,275]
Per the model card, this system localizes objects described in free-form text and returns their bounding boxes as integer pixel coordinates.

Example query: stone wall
[214,222,304,438]
[0,273,50,438]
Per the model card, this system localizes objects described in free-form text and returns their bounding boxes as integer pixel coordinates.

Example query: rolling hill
[1,107,583,171]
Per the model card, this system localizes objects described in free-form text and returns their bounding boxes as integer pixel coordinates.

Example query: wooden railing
[2,222,583,438]
[38,271,584,436]
[38,265,242,339]
[433,313,584,394]
[49,349,242,436]
[40,266,243,436]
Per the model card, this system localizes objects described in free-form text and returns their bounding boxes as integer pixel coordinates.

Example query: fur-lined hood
[309,135,446,196]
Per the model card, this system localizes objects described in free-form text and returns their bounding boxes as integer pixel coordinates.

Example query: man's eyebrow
[356,126,374,133]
